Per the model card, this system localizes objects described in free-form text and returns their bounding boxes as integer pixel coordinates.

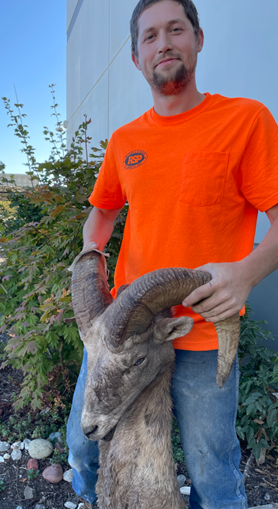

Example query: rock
[3,453,10,460]
[34,505,45,509]
[16,506,23,509]
[63,469,73,483]
[64,502,77,509]
[55,441,65,453]
[0,456,4,463]
[264,493,271,501]
[180,486,191,496]
[177,474,186,488]
[0,441,10,452]
[23,438,31,450]
[42,463,63,483]
[48,431,62,443]
[77,504,85,509]
[40,407,50,415]
[27,458,39,470]
[24,486,35,499]
[11,449,22,461]
[256,446,267,465]
[28,439,53,459]
[12,441,22,450]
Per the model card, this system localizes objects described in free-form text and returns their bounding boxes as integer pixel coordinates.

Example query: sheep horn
[71,250,113,336]
[215,315,240,387]
[106,267,240,387]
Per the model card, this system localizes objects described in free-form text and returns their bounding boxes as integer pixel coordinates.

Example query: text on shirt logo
[124,150,148,169]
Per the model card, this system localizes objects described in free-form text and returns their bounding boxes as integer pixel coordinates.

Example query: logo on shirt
[124,150,148,169]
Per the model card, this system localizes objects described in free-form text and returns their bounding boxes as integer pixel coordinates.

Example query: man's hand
[182,262,252,323]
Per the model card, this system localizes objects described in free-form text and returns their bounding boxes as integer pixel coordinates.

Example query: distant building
[0,173,37,188]
[66,0,278,344]
[0,173,38,200]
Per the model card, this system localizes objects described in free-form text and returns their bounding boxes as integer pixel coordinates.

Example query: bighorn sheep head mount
[71,250,240,442]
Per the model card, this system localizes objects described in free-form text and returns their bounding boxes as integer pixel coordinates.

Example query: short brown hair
[130,0,200,57]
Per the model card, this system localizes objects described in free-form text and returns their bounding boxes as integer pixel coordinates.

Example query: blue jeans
[67,349,99,504]
[172,349,247,509]
[67,348,247,508]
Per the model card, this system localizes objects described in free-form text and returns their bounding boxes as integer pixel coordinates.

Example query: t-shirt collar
[149,92,211,126]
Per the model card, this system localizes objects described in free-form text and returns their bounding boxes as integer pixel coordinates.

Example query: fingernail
[182,301,187,307]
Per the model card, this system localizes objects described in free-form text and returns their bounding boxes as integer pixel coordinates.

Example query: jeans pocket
[179,152,229,207]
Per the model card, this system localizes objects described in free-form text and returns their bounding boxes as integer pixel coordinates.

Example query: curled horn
[71,251,113,337]
[215,315,240,388]
[106,267,240,388]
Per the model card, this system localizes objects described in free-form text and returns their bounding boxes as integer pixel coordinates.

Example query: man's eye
[172,27,182,32]
[133,357,145,366]
[145,34,155,42]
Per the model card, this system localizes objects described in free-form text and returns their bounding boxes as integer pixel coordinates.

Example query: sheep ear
[153,316,194,343]
[117,284,130,297]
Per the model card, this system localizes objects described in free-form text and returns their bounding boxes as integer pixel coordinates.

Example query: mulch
[1,333,278,508]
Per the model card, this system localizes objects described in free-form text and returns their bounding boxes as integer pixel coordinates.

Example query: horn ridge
[71,251,113,336]
[106,268,211,347]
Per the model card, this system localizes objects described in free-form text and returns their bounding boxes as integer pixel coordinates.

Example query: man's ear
[132,52,141,71]
[153,316,194,343]
[197,28,204,53]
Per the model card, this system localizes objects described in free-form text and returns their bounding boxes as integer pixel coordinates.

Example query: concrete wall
[66,0,278,342]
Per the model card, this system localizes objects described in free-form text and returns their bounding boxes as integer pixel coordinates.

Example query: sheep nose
[85,425,98,438]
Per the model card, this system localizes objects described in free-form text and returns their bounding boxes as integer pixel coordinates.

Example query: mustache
[153,54,181,69]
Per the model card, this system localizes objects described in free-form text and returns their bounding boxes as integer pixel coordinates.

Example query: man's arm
[82,206,122,251]
[183,203,278,323]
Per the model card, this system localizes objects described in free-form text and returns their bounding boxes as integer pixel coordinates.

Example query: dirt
[1,335,278,508]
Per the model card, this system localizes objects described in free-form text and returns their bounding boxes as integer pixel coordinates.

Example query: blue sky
[0,0,66,175]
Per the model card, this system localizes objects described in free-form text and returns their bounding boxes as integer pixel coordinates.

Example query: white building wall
[67,0,278,338]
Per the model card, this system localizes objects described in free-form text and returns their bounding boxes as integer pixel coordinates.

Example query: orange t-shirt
[89,93,278,351]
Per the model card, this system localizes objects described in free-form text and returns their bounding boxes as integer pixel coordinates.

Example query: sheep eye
[133,357,145,366]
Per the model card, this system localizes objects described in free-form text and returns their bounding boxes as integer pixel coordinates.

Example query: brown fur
[71,255,239,508]
[96,362,186,509]
[81,315,188,509]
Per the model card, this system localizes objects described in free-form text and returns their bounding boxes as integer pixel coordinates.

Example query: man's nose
[157,31,173,53]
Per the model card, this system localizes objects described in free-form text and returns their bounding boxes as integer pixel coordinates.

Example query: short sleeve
[240,107,278,212]
[89,134,127,209]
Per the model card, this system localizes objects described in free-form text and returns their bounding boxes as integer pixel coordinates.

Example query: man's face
[132,0,203,95]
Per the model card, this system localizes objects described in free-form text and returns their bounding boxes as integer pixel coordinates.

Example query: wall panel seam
[67,0,84,39]
[67,35,131,124]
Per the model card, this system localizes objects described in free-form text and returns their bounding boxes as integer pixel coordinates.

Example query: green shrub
[0,90,127,410]
[236,304,278,459]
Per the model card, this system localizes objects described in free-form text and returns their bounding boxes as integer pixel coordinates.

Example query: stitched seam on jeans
[228,357,247,507]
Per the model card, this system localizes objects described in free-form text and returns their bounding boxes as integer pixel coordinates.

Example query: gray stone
[40,407,50,415]
[23,438,31,450]
[16,506,23,509]
[64,502,77,509]
[0,441,10,452]
[248,506,278,509]
[0,456,4,463]
[48,431,62,443]
[34,505,45,509]
[63,469,73,483]
[24,486,35,499]
[177,474,186,488]
[180,486,191,496]
[3,453,10,460]
[256,446,267,465]
[12,441,22,450]
[264,493,271,501]
[77,504,85,509]
[28,439,53,459]
[11,449,22,461]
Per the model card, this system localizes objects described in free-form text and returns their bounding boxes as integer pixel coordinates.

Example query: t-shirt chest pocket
[179,152,229,207]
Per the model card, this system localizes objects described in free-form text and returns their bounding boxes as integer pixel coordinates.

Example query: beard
[150,60,196,96]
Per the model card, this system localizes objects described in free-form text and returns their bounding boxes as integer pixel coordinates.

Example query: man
[67,1,278,507]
